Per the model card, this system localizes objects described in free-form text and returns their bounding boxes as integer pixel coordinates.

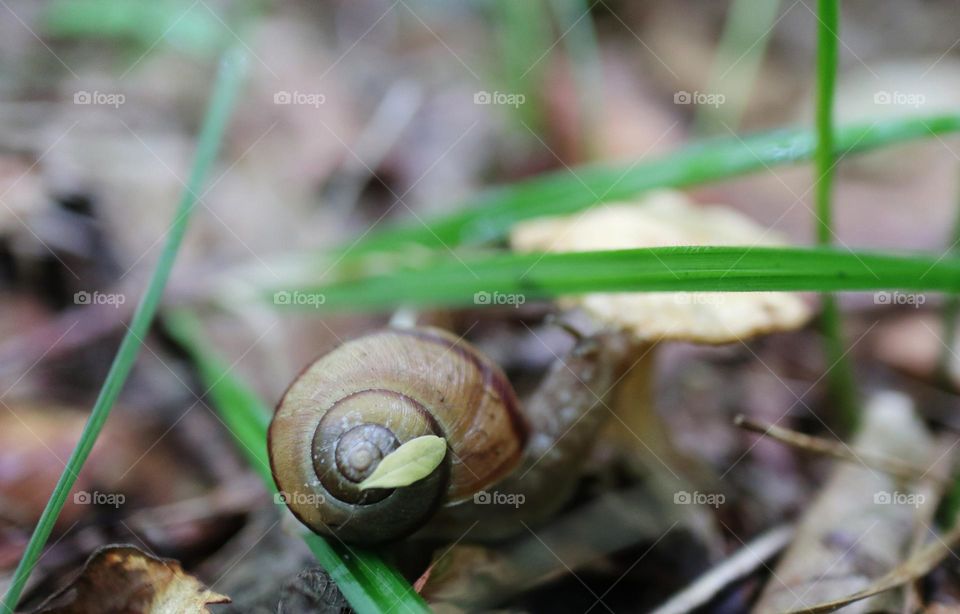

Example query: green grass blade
[548,0,603,153]
[163,311,431,614]
[814,0,839,246]
[273,246,960,312]
[695,0,781,133]
[815,0,859,431]
[45,0,226,56]
[0,48,247,614]
[492,0,552,133]
[342,114,960,255]
[165,313,273,484]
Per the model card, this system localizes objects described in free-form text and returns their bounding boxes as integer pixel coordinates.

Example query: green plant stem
[0,48,246,614]
[273,246,960,313]
[815,0,839,246]
[815,0,859,433]
[163,311,431,614]
[339,114,960,256]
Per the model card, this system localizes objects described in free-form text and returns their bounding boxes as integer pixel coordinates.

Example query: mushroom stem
[609,342,718,491]
[609,342,668,462]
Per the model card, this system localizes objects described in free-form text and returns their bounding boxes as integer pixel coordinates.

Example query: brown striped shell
[268,327,528,544]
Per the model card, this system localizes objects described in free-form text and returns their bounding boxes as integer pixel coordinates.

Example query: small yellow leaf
[358,435,447,490]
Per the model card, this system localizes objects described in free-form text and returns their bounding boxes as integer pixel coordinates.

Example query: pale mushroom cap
[510,191,813,344]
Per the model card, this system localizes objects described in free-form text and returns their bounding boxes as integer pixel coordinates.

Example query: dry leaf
[753,393,943,613]
[786,519,960,613]
[33,545,230,613]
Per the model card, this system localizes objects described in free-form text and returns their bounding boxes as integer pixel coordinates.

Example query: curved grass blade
[164,311,431,614]
[274,246,960,312]
[0,48,246,614]
[343,114,960,255]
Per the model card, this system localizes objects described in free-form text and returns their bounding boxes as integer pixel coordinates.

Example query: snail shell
[268,327,528,544]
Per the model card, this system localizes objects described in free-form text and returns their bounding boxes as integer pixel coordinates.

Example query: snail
[269,325,638,545]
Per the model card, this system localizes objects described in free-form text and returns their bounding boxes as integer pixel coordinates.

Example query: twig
[734,415,943,486]
[651,524,794,614]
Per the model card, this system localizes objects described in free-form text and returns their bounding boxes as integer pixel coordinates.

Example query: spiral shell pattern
[269,327,527,544]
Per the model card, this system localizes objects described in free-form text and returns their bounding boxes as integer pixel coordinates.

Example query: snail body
[270,325,636,544]
[269,327,527,544]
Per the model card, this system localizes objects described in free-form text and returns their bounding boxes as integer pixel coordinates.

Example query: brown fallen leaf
[785,519,960,614]
[0,405,210,533]
[785,432,960,614]
[31,545,229,614]
[752,392,943,613]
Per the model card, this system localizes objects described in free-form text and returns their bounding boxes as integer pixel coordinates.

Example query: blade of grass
[694,0,781,134]
[163,311,431,614]
[340,114,960,255]
[168,315,273,485]
[271,246,960,312]
[548,0,603,155]
[45,0,226,56]
[491,0,552,133]
[814,0,839,251]
[0,48,246,614]
[815,0,860,432]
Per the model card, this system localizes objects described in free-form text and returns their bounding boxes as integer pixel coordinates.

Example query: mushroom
[510,190,813,480]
